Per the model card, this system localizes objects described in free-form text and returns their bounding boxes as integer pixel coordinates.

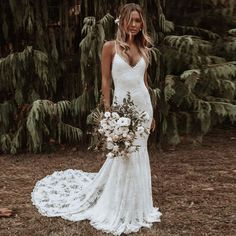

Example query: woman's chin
[127,31,138,37]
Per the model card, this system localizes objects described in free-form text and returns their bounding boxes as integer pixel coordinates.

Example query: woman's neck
[126,33,135,45]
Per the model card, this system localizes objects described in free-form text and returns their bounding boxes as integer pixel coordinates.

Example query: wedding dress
[31,41,162,235]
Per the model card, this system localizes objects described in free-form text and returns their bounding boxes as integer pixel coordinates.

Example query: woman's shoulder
[102,40,116,53]
[103,40,116,47]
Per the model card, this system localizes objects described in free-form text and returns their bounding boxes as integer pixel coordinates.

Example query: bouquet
[91,93,150,159]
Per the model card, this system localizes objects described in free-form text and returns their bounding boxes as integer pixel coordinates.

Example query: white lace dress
[31,43,162,235]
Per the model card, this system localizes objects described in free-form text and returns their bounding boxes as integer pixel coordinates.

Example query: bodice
[111,52,153,117]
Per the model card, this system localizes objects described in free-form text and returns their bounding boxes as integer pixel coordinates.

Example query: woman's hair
[115,3,153,66]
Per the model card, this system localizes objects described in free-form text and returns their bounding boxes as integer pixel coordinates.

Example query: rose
[120,150,125,156]
[108,119,117,128]
[111,112,120,119]
[125,141,131,147]
[113,145,119,153]
[137,126,144,134]
[143,112,150,121]
[116,117,131,127]
[107,137,113,142]
[126,153,131,158]
[107,141,114,150]
[120,126,129,134]
[128,146,136,153]
[104,111,111,118]
[113,127,122,136]
[98,128,104,134]
[100,120,108,130]
[111,134,119,142]
[104,130,111,137]
[106,152,114,158]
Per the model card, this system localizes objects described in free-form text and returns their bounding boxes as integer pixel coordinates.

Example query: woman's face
[123,10,142,36]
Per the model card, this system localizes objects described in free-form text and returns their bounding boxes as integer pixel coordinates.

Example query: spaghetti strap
[114,40,117,53]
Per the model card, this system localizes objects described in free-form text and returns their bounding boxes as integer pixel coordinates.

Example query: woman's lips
[129,29,137,33]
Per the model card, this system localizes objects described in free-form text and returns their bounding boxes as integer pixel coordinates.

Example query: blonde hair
[115,3,153,66]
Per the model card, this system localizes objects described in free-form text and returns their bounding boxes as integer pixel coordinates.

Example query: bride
[31,3,162,235]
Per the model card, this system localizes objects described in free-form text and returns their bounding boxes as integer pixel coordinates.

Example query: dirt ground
[0,127,235,236]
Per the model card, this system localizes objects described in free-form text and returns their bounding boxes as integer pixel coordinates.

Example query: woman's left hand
[151,118,156,132]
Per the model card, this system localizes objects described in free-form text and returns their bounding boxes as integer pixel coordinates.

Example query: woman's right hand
[150,118,156,132]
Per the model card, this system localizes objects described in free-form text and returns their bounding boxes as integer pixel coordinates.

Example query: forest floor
[0,127,235,236]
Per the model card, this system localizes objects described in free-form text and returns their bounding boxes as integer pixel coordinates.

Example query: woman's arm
[144,70,149,88]
[101,41,113,111]
[144,70,156,131]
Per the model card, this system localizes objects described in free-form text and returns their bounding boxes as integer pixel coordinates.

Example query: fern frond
[204,61,236,80]
[72,91,93,116]
[164,75,176,101]
[99,13,114,26]
[210,101,236,122]
[0,134,12,153]
[150,87,161,107]
[59,121,83,143]
[159,13,174,33]
[56,101,71,118]
[82,17,96,35]
[228,28,236,36]
[193,99,212,120]
[164,35,212,55]
[177,25,220,40]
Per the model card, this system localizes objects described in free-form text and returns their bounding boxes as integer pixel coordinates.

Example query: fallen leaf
[202,187,214,191]
[188,201,194,208]
[0,208,13,217]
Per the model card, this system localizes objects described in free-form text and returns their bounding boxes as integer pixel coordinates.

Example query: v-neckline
[115,52,143,69]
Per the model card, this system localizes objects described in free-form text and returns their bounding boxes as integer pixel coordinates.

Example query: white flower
[104,111,111,118]
[113,145,119,152]
[128,146,136,153]
[128,132,135,139]
[114,18,119,26]
[113,127,122,135]
[104,130,111,137]
[111,134,119,142]
[106,152,114,158]
[137,126,144,134]
[100,119,109,130]
[101,124,108,130]
[100,119,107,125]
[143,112,150,121]
[120,126,129,133]
[107,137,113,142]
[107,141,114,150]
[120,150,125,156]
[126,153,131,158]
[111,112,120,119]
[125,141,131,147]
[108,119,116,128]
[98,128,104,134]
[117,117,131,127]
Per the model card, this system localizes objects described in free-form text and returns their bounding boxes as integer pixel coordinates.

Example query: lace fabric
[31,41,162,235]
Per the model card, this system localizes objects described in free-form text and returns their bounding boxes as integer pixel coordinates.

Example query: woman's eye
[130,19,141,24]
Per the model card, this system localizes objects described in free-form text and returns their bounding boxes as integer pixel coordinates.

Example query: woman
[31,3,162,235]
